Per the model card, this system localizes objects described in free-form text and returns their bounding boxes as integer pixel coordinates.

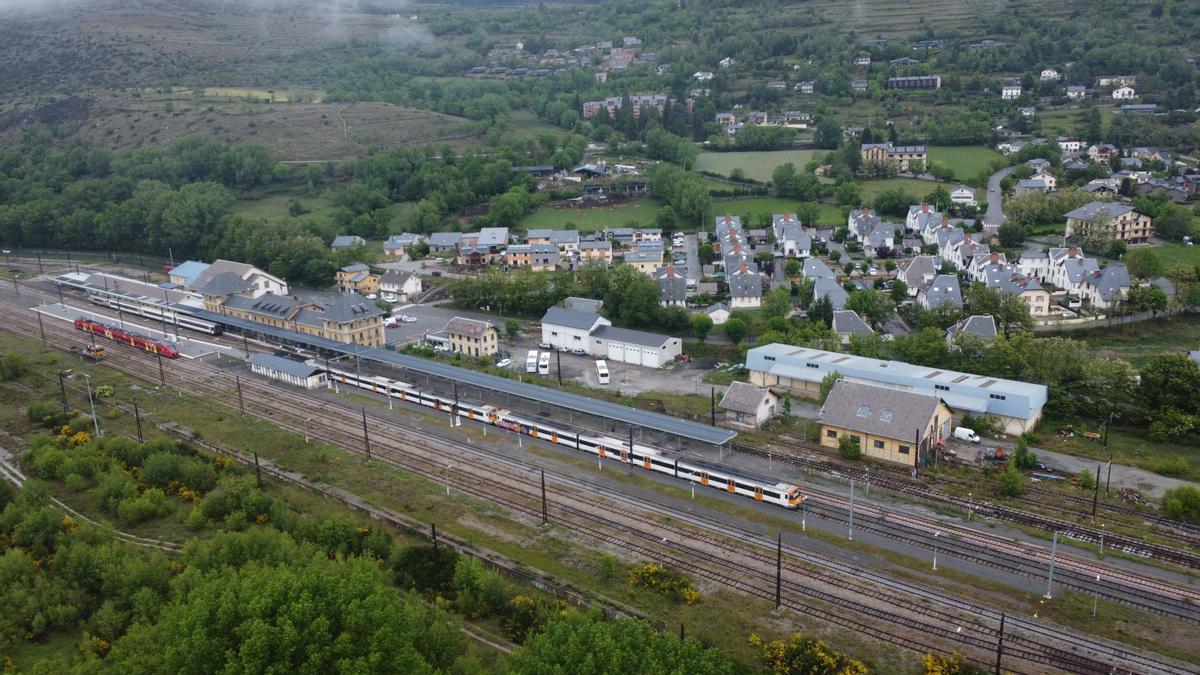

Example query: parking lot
[382,303,503,346]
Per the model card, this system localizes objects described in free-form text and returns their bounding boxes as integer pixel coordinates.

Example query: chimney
[862,208,870,217]
[1067,247,1078,257]
[922,202,929,213]
[990,252,999,264]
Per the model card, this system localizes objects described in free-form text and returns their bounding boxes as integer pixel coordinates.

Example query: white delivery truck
[595,359,609,385]
[525,350,539,373]
[953,427,981,443]
[537,351,551,375]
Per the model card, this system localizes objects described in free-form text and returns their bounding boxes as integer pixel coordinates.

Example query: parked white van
[953,427,981,443]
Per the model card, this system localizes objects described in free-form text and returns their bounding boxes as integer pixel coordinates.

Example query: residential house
[527,229,580,254]
[1096,75,1135,87]
[889,56,920,67]
[1001,80,1022,99]
[578,240,614,265]
[1018,107,1036,118]
[795,80,816,95]
[727,263,764,309]
[456,246,486,267]
[1112,86,1136,100]
[428,232,463,256]
[854,55,872,66]
[917,274,962,309]
[901,255,940,296]
[949,185,977,207]
[886,75,941,90]
[1064,202,1152,244]
[694,71,714,81]
[379,272,422,303]
[1063,158,1089,171]
[777,223,812,258]
[703,303,731,325]
[715,112,736,125]
[1016,178,1051,195]
[719,56,736,68]
[746,111,768,125]
[747,344,1048,434]
[445,317,498,358]
[1131,147,1173,165]
[1118,104,1157,116]
[852,79,869,94]
[506,244,560,271]
[906,203,942,233]
[1030,171,1057,190]
[981,265,1051,317]
[336,263,379,295]
[475,227,510,263]
[946,315,997,343]
[861,143,929,171]
[330,235,366,251]
[622,249,664,275]
[719,381,779,429]
[1079,265,1132,310]
[817,380,953,468]
[1024,157,1050,171]
[1087,143,1117,164]
[383,234,423,258]
[1057,138,1083,155]
[813,276,849,310]
[1082,177,1121,194]
[1040,68,1060,82]
[656,266,687,306]
[832,310,873,346]
[803,257,836,280]
[1066,86,1086,100]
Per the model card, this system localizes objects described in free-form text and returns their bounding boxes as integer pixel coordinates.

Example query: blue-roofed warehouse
[745,343,1047,435]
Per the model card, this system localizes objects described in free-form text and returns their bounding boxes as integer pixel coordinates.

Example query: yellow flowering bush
[750,633,868,675]
[627,562,700,603]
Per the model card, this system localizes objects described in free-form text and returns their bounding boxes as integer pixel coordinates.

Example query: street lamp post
[848,479,855,541]
[1092,574,1101,618]
[304,417,311,444]
[967,492,973,521]
[1045,531,1059,599]
[1098,524,1105,557]
[933,531,940,571]
[660,537,668,565]
[444,463,454,496]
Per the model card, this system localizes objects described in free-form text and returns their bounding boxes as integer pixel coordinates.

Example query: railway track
[736,440,1200,570]
[6,305,1198,673]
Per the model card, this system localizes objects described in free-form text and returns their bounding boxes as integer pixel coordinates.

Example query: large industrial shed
[541,306,680,368]
[590,326,681,368]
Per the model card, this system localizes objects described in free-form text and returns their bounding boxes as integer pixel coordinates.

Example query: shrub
[838,435,861,460]
[116,488,171,524]
[1161,486,1200,522]
[1012,437,1038,470]
[95,470,139,514]
[1150,457,1190,478]
[627,562,700,603]
[998,462,1024,497]
[392,544,459,594]
[959,414,999,439]
[64,473,87,492]
[26,401,63,427]
[453,556,508,618]
[1078,468,1095,491]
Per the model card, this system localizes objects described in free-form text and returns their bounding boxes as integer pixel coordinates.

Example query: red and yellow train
[73,318,180,359]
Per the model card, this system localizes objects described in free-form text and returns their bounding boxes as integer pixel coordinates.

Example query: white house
[1057,138,1083,154]
[379,272,422,303]
[693,71,714,81]
[1112,86,1136,100]
[703,303,731,325]
[950,185,977,207]
[1001,80,1022,99]
[1040,68,1060,82]
[1066,86,1086,100]
[1030,171,1057,190]
[719,56,736,68]
[719,381,779,429]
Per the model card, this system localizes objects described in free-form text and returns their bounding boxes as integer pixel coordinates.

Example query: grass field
[506,110,570,140]
[1073,314,1200,369]
[518,198,661,231]
[928,146,1002,179]
[185,86,326,103]
[858,177,957,201]
[1150,242,1200,274]
[234,194,337,221]
[693,149,820,183]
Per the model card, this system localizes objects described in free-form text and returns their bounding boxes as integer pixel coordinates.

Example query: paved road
[983,165,1018,228]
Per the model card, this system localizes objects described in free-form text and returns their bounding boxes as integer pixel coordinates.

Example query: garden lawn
[1150,242,1200,274]
[927,146,1003,179]
[693,149,820,183]
[518,198,662,232]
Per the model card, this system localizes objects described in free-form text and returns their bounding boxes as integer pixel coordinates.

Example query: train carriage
[74,318,180,358]
[311,361,804,510]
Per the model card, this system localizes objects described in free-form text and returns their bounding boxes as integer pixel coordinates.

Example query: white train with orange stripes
[318,362,804,509]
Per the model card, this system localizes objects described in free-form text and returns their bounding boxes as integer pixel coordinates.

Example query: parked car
[402,315,418,323]
[538,341,552,349]
[495,357,512,368]
[366,294,378,300]
[571,348,586,356]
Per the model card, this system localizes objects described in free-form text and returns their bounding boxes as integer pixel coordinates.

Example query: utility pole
[1091,462,1101,522]
[848,479,855,541]
[36,308,46,346]
[361,407,371,460]
[253,451,263,490]
[1103,413,1113,498]
[57,370,70,413]
[242,332,250,359]
[134,402,144,443]
[83,373,100,438]
[710,387,716,426]
[540,469,548,526]
[235,375,245,415]
[156,349,166,387]
[556,349,562,386]
[775,531,782,609]
[35,251,43,273]
[994,613,1005,675]
[453,382,459,424]
[627,428,634,471]
[1045,531,1059,599]
[9,269,18,296]
[431,522,438,550]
